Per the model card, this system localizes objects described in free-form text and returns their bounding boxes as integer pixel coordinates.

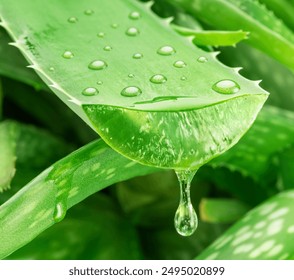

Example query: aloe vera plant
[0,0,293,260]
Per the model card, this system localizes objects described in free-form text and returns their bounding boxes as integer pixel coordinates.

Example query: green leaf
[200,198,250,224]
[211,106,294,179]
[196,191,294,260]
[0,0,268,169]
[6,194,142,260]
[278,147,294,190]
[169,0,294,72]
[0,139,157,259]
[173,25,249,46]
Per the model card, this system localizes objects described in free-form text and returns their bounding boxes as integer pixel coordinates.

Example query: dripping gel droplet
[212,79,240,94]
[121,86,142,97]
[157,46,176,56]
[174,170,198,236]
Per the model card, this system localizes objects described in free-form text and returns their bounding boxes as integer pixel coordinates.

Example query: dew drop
[129,11,141,20]
[173,60,186,68]
[68,17,78,23]
[103,45,112,51]
[111,23,119,28]
[53,202,67,223]
[82,87,98,96]
[88,60,107,70]
[212,79,240,94]
[126,27,140,36]
[133,53,143,59]
[97,32,105,38]
[62,51,74,59]
[128,73,135,78]
[84,9,94,15]
[97,81,103,85]
[181,76,187,81]
[150,74,167,84]
[197,56,208,63]
[174,170,198,236]
[121,86,142,97]
[157,45,176,56]
[49,67,55,72]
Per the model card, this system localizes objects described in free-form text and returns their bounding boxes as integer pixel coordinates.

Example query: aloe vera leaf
[0,0,268,169]
[0,139,157,259]
[0,28,45,90]
[196,191,294,260]
[6,194,142,260]
[200,198,250,224]
[0,121,18,192]
[218,42,294,111]
[259,0,294,31]
[278,147,294,190]
[173,25,249,46]
[168,0,294,72]
[211,106,294,179]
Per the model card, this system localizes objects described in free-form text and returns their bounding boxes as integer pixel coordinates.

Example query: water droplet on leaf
[103,45,112,51]
[68,17,78,23]
[84,9,94,15]
[150,74,167,84]
[129,11,141,20]
[82,87,98,96]
[181,76,187,81]
[197,56,208,63]
[53,202,67,223]
[212,79,240,94]
[49,67,55,71]
[174,170,198,236]
[173,60,186,68]
[133,53,143,59]
[128,74,135,78]
[62,51,74,59]
[126,27,140,36]
[97,81,103,85]
[97,32,105,38]
[157,45,176,56]
[121,86,142,97]
[88,60,107,70]
[111,23,119,29]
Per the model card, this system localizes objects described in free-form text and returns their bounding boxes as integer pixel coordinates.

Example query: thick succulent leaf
[0,121,18,192]
[200,198,250,224]
[169,0,294,72]
[173,25,249,46]
[0,0,268,169]
[196,191,294,260]
[278,147,294,190]
[259,0,294,31]
[211,106,294,179]
[6,194,142,260]
[0,139,157,259]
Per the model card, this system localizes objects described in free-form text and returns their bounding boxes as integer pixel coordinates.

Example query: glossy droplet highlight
[181,76,187,81]
[82,87,98,96]
[97,32,105,38]
[97,81,103,85]
[68,17,78,23]
[212,79,240,94]
[103,45,112,51]
[173,60,186,68]
[84,9,94,15]
[126,27,140,36]
[88,60,107,70]
[128,74,135,78]
[174,170,198,236]
[150,74,167,84]
[62,51,74,59]
[121,86,142,97]
[197,56,208,63]
[49,67,55,72]
[111,23,119,29]
[133,53,143,59]
[53,202,67,223]
[129,11,141,20]
[157,45,176,56]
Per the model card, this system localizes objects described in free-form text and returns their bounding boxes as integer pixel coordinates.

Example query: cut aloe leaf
[0,0,268,169]
[196,191,294,260]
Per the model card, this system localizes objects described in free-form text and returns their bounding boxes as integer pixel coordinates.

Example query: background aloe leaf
[167,0,294,72]
[278,147,294,190]
[0,139,157,259]
[6,194,142,260]
[173,25,249,47]
[199,198,250,224]
[0,0,268,169]
[196,191,294,260]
